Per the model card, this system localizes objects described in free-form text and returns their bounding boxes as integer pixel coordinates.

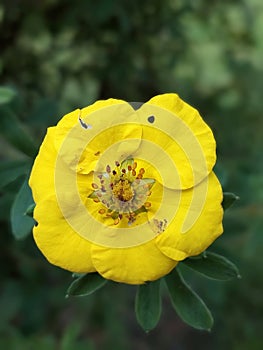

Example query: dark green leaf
[0,160,31,190]
[0,193,14,221]
[135,279,162,332]
[183,251,240,281]
[222,192,239,210]
[10,179,35,240]
[0,87,16,105]
[72,272,86,278]
[66,273,107,297]
[0,106,38,157]
[25,203,36,217]
[165,268,213,330]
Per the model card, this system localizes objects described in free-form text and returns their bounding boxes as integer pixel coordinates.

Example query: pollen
[112,179,134,202]
[89,158,155,226]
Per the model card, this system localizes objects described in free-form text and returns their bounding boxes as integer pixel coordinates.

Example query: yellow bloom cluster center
[112,179,134,202]
[89,158,155,226]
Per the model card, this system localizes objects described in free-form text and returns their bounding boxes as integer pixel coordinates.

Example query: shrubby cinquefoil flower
[29,93,223,284]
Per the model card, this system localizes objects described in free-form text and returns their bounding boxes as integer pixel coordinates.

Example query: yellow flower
[29,93,223,284]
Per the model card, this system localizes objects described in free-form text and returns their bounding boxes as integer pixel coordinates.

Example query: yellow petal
[91,241,177,284]
[133,93,217,189]
[29,127,57,203]
[54,99,141,175]
[54,98,128,150]
[33,194,96,273]
[155,172,223,260]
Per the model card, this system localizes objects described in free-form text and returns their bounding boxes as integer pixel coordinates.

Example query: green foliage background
[0,0,262,349]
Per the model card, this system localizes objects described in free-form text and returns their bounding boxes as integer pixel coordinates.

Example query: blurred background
[0,0,262,349]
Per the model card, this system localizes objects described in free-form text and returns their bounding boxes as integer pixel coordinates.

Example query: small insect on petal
[79,116,92,129]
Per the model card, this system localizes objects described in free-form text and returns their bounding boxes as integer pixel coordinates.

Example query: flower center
[89,158,155,225]
[112,179,134,202]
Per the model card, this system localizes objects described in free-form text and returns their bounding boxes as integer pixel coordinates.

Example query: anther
[112,170,117,175]
[106,165,111,173]
[128,165,132,171]
[115,161,120,167]
[144,202,151,208]
[139,168,145,175]
[114,218,120,225]
[99,208,106,214]
[133,162,137,169]
[122,169,126,174]
[92,183,98,189]
[132,170,136,176]
[93,198,100,203]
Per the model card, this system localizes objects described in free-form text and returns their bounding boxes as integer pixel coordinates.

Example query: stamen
[106,165,111,173]
[114,218,120,225]
[112,179,134,202]
[144,202,151,208]
[90,159,156,226]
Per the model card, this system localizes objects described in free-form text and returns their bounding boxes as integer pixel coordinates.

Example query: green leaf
[183,251,240,281]
[135,279,162,332]
[0,106,38,157]
[72,272,86,278]
[0,193,14,221]
[66,273,107,297]
[25,203,36,217]
[0,160,31,190]
[165,268,213,330]
[222,192,239,210]
[10,179,35,240]
[0,87,16,105]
